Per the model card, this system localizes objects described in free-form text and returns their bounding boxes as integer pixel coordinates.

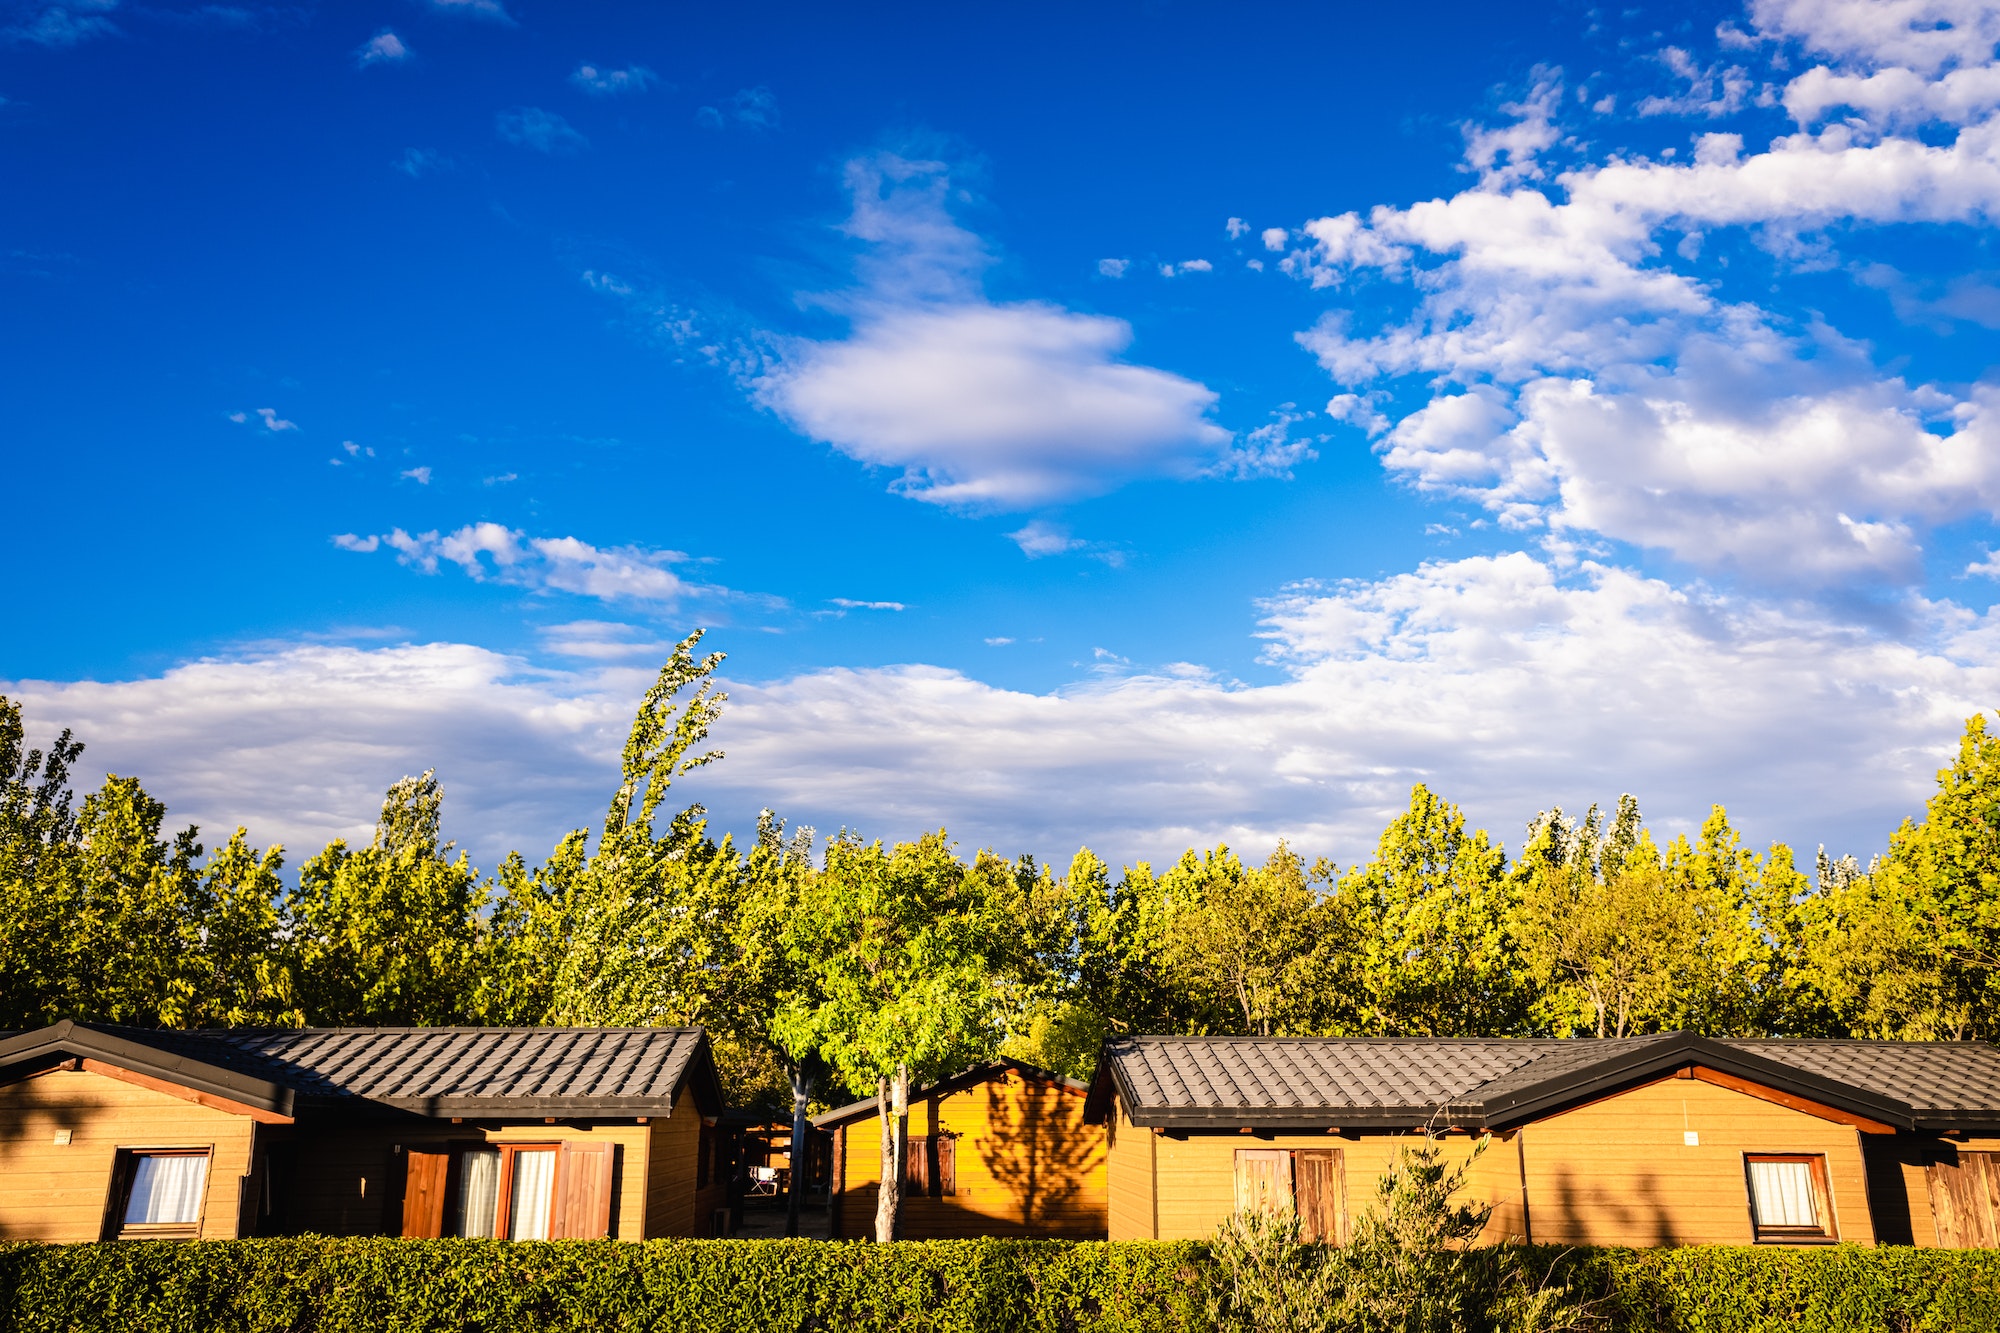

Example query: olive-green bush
[0,1238,1996,1333]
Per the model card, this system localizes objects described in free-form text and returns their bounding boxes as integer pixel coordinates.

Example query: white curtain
[123,1154,209,1226]
[1748,1159,1819,1228]
[456,1150,501,1238]
[508,1149,557,1240]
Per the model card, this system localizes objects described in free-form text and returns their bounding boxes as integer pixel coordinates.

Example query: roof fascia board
[0,1021,295,1117]
[1480,1035,1915,1130]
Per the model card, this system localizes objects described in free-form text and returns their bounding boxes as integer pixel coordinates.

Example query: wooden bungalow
[1084,1031,2000,1247]
[814,1061,1107,1239]
[0,1020,729,1243]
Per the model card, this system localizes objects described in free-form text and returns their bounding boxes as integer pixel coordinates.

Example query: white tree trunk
[874,1074,896,1242]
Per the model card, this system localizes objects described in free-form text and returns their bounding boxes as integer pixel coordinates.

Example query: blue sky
[6,0,2000,872]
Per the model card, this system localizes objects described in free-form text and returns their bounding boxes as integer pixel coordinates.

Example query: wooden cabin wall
[645,1086,725,1237]
[1134,1121,1526,1243]
[278,1119,653,1240]
[0,1068,258,1243]
[1105,1100,1156,1241]
[1517,1077,1875,1246]
[836,1072,1108,1239]
[1864,1133,2000,1248]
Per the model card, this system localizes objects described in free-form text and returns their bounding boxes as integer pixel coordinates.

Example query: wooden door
[553,1141,615,1239]
[1293,1150,1345,1243]
[1927,1150,2000,1247]
[401,1150,450,1238]
[906,1135,933,1195]
[1233,1149,1292,1217]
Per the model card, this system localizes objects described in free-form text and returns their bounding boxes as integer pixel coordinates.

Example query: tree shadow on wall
[976,1080,1103,1236]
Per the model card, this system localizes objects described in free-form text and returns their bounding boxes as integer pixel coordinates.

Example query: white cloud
[1636,47,1754,117]
[538,620,672,661]
[697,86,778,131]
[23,555,1989,870]
[1276,20,2000,591]
[400,466,432,484]
[754,153,1232,510]
[828,598,906,611]
[342,523,706,605]
[232,407,296,431]
[1098,257,1129,278]
[984,636,1014,646]
[1262,228,1288,251]
[355,29,409,67]
[1213,407,1320,480]
[4,1,117,47]
[1227,217,1250,238]
[426,0,513,22]
[395,148,446,177]
[1969,547,2000,578]
[1007,520,1085,559]
[1162,258,1213,275]
[571,63,656,95]
[1461,69,1563,188]
[496,107,587,155]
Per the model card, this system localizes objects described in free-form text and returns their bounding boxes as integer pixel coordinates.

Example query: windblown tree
[771,829,998,1242]
[548,630,738,1028]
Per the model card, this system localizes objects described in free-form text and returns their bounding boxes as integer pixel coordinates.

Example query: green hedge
[0,1238,1997,1333]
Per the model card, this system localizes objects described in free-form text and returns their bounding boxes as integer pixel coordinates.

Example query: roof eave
[1478,1033,1917,1131]
[0,1020,296,1118]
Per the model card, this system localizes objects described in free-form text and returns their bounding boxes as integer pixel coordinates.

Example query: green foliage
[1207,1210,1345,1333]
[2,1239,1999,1333]
[287,771,487,1027]
[1340,786,1529,1038]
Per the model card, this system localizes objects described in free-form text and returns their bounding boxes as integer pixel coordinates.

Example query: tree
[771,830,998,1241]
[548,630,735,1027]
[1159,843,1358,1037]
[1796,713,2000,1040]
[169,828,298,1027]
[1340,786,1528,1037]
[287,770,486,1026]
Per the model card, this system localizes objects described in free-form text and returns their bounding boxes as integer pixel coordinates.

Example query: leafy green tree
[1159,843,1360,1037]
[1073,850,1236,1040]
[1656,806,1785,1036]
[169,828,298,1027]
[547,631,738,1027]
[771,829,998,1241]
[1797,714,2000,1039]
[288,770,486,1026]
[1340,786,1528,1037]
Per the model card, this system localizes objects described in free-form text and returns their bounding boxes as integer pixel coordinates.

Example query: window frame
[491,1142,563,1240]
[1232,1147,1347,1245]
[1743,1153,1837,1244]
[102,1146,214,1242]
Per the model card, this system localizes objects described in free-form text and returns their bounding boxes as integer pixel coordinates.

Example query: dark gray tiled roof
[1092,1032,2000,1130]
[1719,1039,2000,1119]
[10,1022,713,1118]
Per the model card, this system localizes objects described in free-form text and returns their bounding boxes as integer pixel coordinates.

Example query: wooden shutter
[401,1150,450,1238]
[906,1134,932,1195]
[1233,1149,1291,1216]
[937,1135,957,1197]
[1292,1150,1344,1243]
[1928,1151,2000,1248]
[553,1141,616,1240]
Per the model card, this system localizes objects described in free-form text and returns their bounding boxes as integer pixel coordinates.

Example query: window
[1233,1148,1345,1243]
[1744,1154,1835,1242]
[904,1134,958,1197]
[411,1142,614,1240]
[105,1149,211,1240]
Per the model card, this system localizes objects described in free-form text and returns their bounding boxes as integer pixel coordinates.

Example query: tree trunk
[889,1064,910,1240]
[874,1075,897,1242]
[785,1063,814,1238]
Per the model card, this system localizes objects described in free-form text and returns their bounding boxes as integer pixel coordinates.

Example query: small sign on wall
[53,1129,72,1146]
[1683,1131,1699,1146]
